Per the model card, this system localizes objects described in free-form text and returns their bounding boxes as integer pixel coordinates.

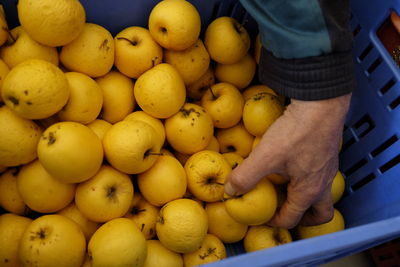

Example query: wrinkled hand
[224,93,352,229]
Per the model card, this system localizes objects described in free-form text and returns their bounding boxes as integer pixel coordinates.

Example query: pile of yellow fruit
[0,0,347,266]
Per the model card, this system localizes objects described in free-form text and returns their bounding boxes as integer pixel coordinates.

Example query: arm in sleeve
[239,0,355,100]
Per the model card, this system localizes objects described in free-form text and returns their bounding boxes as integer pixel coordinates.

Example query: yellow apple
[138,155,187,207]
[86,119,112,142]
[19,214,86,267]
[205,135,220,152]
[0,213,32,267]
[17,0,85,47]
[58,72,103,124]
[0,168,28,215]
[205,201,248,243]
[124,111,166,148]
[148,0,201,51]
[164,39,210,85]
[244,225,292,252]
[186,66,215,100]
[134,63,186,119]
[0,26,59,68]
[0,58,9,103]
[60,23,114,77]
[144,240,183,267]
[215,53,256,90]
[75,165,134,223]
[103,120,161,174]
[185,150,231,202]
[88,218,147,267]
[124,193,160,240]
[156,199,208,253]
[95,70,135,124]
[165,103,214,154]
[0,106,42,167]
[222,152,244,170]
[243,92,284,136]
[183,234,226,267]
[58,202,101,241]
[205,16,250,64]
[225,178,278,225]
[17,160,76,213]
[332,171,346,204]
[296,209,345,239]
[201,82,244,128]
[37,121,103,183]
[216,122,254,157]
[115,26,163,78]
[243,85,278,101]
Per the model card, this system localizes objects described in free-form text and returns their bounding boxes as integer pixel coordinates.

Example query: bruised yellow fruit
[216,122,254,158]
[95,70,135,124]
[60,23,114,77]
[0,213,32,267]
[205,201,248,243]
[125,193,160,240]
[164,39,210,85]
[183,234,226,267]
[17,160,76,213]
[0,106,42,167]
[222,152,244,169]
[58,72,103,124]
[186,67,215,100]
[0,168,28,215]
[75,165,134,223]
[19,215,86,267]
[58,203,101,241]
[37,121,103,183]
[201,82,244,128]
[86,119,112,141]
[124,111,165,148]
[156,198,208,253]
[215,53,256,90]
[0,26,59,68]
[225,178,277,225]
[332,171,346,204]
[0,59,9,102]
[204,16,250,64]
[165,103,214,154]
[185,150,231,202]
[115,26,163,79]
[296,209,345,239]
[149,0,201,51]
[88,218,147,267]
[244,225,292,252]
[1,59,70,120]
[138,155,187,207]
[134,63,186,119]
[144,240,183,267]
[243,92,284,137]
[17,0,85,47]
[103,120,161,174]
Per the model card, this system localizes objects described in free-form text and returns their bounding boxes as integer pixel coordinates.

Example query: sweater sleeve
[239,0,355,100]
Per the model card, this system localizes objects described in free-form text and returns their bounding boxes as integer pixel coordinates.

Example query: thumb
[224,141,281,196]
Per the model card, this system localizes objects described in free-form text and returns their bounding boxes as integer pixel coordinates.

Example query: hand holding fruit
[224,93,352,228]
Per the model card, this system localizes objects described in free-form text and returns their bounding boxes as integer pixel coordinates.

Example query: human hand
[224,93,352,229]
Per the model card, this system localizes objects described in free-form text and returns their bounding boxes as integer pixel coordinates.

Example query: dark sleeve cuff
[258,48,355,101]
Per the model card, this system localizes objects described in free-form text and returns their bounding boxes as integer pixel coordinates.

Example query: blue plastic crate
[2,0,400,266]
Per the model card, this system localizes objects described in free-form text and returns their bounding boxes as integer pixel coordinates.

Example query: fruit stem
[116,37,138,46]
[208,87,217,100]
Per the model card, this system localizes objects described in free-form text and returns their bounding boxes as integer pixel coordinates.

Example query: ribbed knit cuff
[258,48,355,101]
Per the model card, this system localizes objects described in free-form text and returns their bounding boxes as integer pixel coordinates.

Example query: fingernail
[224,182,236,196]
